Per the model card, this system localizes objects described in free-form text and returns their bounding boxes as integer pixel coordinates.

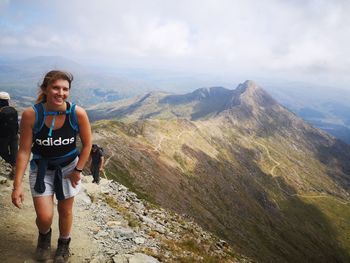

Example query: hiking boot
[35,228,52,261]
[54,238,71,263]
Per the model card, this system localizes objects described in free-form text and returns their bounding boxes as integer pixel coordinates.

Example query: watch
[74,167,83,172]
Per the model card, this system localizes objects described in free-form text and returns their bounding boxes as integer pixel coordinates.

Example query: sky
[1,0,350,87]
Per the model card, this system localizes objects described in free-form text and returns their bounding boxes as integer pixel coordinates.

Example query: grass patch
[157,236,239,263]
[104,195,141,228]
[106,162,157,204]
[173,152,187,169]
[300,196,350,253]
[179,238,201,254]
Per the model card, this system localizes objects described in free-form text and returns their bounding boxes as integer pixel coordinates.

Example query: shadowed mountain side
[214,83,350,196]
[212,113,350,200]
[159,87,234,120]
[313,138,350,194]
[180,145,349,263]
[91,118,350,263]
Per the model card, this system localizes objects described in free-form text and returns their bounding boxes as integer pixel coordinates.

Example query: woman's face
[44,79,70,108]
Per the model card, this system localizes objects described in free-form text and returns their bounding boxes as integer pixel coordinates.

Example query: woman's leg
[57,197,74,237]
[55,197,74,262]
[33,195,54,260]
[33,195,54,233]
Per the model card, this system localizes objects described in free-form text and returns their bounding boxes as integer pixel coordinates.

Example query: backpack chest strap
[44,109,72,137]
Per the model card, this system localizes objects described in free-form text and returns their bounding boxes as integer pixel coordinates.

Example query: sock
[40,228,51,235]
[59,235,71,240]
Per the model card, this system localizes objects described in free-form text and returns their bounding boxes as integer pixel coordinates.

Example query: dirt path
[253,140,350,205]
[254,141,281,177]
[0,171,98,263]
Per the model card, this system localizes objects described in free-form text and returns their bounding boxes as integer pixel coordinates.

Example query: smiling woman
[11,70,92,263]
[36,71,73,105]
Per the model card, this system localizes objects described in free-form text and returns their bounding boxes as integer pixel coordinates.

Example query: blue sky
[1,0,350,87]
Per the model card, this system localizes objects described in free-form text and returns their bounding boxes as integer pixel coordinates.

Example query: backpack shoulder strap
[68,102,79,133]
[32,103,45,135]
[32,102,79,135]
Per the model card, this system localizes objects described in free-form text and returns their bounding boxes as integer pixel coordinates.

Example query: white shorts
[29,157,81,199]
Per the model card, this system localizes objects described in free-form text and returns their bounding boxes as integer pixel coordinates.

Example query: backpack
[98,146,104,155]
[0,106,18,137]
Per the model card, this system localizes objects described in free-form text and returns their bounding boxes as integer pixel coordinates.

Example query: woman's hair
[36,70,74,103]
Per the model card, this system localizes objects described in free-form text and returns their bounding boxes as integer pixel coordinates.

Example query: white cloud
[1,0,350,84]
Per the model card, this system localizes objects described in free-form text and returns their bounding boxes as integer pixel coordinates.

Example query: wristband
[74,167,83,172]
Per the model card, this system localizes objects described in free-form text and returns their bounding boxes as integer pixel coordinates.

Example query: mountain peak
[236,80,259,93]
[227,80,278,109]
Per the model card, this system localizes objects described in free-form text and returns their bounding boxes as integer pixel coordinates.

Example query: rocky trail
[0,163,97,263]
[0,159,251,263]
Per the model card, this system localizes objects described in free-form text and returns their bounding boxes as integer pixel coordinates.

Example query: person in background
[0,91,19,178]
[11,70,92,263]
[89,144,104,184]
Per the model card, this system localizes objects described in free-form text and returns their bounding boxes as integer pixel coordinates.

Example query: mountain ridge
[3,55,350,142]
[87,80,272,121]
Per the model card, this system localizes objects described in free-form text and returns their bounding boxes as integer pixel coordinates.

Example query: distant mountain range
[0,56,151,107]
[2,55,349,143]
[263,82,350,144]
[89,80,350,263]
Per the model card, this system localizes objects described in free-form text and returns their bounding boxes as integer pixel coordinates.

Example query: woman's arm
[12,108,35,208]
[68,106,92,187]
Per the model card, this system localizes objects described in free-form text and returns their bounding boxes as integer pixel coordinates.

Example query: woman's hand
[66,170,81,188]
[11,185,24,209]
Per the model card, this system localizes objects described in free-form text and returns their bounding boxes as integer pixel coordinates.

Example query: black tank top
[32,104,77,158]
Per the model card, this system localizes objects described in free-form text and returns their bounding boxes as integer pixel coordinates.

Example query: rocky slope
[87,81,350,263]
[0,157,251,263]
